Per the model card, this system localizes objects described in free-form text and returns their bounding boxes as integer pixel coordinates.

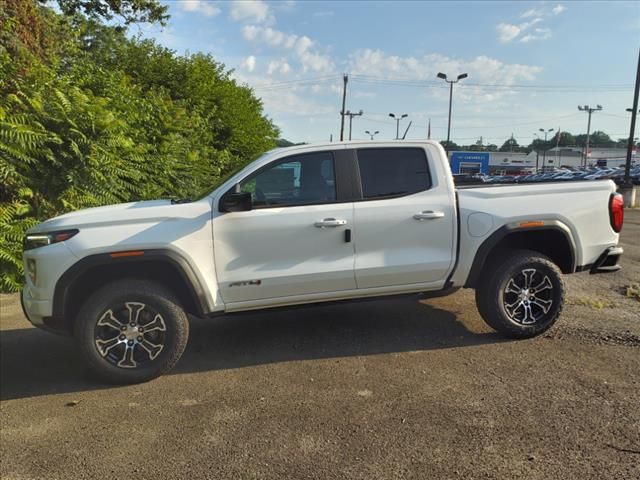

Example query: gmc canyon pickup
[21,141,625,383]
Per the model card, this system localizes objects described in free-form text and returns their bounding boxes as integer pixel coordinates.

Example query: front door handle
[413,211,445,220]
[314,218,347,228]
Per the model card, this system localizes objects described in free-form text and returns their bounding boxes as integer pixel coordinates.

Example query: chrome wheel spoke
[532,276,553,293]
[142,314,167,333]
[96,337,122,357]
[138,338,163,360]
[506,301,524,317]
[532,297,553,313]
[505,279,521,295]
[97,310,124,331]
[522,269,537,289]
[117,344,137,368]
[126,302,146,325]
[521,303,536,324]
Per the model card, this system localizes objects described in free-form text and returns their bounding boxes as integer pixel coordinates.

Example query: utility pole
[623,48,639,196]
[339,74,348,141]
[389,113,408,139]
[539,128,554,169]
[437,72,468,153]
[578,104,603,167]
[346,110,363,141]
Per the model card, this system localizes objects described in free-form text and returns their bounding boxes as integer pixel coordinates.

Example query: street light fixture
[437,72,468,153]
[539,128,554,170]
[389,113,408,140]
[365,130,379,140]
[578,104,602,166]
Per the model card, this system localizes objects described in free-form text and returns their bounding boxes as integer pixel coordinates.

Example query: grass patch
[570,297,615,309]
[624,283,640,302]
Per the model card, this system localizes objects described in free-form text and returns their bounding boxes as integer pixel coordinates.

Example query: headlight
[23,229,79,251]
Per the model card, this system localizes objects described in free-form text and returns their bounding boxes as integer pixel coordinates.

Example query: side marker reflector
[518,221,545,228]
[110,251,145,258]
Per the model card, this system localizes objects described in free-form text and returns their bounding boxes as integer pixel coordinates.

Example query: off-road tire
[475,249,565,338]
[74,279,189,384]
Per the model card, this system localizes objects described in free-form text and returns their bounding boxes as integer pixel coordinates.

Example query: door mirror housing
[219,191,252,212]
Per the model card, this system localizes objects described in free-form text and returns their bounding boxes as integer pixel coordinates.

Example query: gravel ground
[1,211,639,480]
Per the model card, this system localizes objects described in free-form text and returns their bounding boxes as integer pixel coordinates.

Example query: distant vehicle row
[454,164,640,186]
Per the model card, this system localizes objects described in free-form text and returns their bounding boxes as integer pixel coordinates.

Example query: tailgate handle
[413,211,445,220]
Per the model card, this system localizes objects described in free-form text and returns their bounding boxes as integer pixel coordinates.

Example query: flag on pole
[427,118,431,139]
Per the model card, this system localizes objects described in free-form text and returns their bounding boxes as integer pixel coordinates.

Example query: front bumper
[590,246,623,274]
[21,289,69,335]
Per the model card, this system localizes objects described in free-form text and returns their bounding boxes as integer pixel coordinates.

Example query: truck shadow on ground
[1,297,505,401]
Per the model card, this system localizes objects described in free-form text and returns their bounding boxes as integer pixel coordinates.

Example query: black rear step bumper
[590,246,623,274]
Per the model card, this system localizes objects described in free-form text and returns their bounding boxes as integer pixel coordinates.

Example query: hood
[29,199,210,233]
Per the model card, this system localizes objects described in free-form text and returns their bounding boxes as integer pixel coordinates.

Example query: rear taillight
[609,193,624,233]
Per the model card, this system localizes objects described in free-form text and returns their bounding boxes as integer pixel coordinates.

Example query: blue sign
[450,152,490,174]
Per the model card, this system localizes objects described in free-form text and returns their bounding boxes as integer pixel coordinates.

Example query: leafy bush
[0,1,278,291]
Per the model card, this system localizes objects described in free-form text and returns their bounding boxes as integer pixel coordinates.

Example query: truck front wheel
[475,249,565,338]
[74,279,189,384]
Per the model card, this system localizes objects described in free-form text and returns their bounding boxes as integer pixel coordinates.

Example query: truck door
[352,147,456,289]
[213,150,357,306]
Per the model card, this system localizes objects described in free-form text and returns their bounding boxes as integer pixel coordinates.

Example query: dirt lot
[1,211,639,480]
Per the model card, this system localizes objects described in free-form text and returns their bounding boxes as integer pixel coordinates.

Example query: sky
[140,0,640,146]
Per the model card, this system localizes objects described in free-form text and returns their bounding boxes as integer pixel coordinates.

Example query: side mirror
[219,191,252,212]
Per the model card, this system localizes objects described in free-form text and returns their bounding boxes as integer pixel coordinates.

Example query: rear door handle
[413,211,445,220]
[314,218,347,228]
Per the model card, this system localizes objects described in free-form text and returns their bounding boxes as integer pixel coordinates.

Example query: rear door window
[356,148,431,199]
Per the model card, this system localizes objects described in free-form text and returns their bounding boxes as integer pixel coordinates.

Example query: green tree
[48,0,169,25]
[575,130,614,148]
[499,136,519,152]
[0,1,279,291]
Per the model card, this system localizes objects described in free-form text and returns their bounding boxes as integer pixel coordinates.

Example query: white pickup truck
[21,141,625,383]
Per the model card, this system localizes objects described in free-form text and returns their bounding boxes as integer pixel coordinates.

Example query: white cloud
[552,4,566,15]
[499,3,565,43]
[180,0,221,17]
[241,25,335,74]
[520,8,544,19]
[241,55,256,72]
[348,49,542,103]
[496,23,522,43]
[267,59,291,75]
[520,28,552,43]
[313,11,334,17]
[230,0,273,24]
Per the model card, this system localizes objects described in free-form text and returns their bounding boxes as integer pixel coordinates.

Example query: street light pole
[365,130,379,140]
[388,113,408,140]
[539,127,554,170]
[533,133,540,172]
[578,104,603,167]
[624,47,640,191]
[437,72,468,153]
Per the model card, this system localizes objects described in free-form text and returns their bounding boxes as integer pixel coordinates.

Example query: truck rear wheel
[74,279,189,384]
[475,249,565,338]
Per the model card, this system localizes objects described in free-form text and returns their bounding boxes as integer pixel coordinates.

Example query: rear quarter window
[356,147,431,199]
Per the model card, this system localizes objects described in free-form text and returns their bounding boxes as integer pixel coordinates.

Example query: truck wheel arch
[51,250,210,334]
[465,222,577,289]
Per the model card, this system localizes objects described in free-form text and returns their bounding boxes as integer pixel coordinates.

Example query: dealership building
[449,147,637,175]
